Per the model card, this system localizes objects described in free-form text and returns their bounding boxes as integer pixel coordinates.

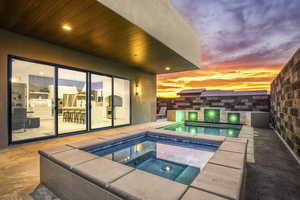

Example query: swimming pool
[159,122,242,137]
[85,134,217,185]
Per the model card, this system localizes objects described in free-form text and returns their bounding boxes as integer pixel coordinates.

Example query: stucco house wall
[0,29,157,149]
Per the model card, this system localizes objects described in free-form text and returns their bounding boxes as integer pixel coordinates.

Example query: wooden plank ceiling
[0,0,198,74]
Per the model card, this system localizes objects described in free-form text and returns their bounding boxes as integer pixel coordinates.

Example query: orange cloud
[157,64,282,98]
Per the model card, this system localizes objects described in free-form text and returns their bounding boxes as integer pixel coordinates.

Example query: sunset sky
[157,0,300,98]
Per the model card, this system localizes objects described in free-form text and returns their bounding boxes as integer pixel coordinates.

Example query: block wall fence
[157,95,270,113]
[271,48,300,158]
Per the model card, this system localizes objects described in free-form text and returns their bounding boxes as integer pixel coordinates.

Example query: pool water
[86,135,216,185]
[160,122,241,137]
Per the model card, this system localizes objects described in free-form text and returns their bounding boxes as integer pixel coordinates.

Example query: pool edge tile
[191,163,243,200]
[218,141,247,154]
[109,169,187,200]
[67,138,105,149]
[50,149,99,169]
[72,157,135,188]
[39,145,74,157]
[208,150,245,170]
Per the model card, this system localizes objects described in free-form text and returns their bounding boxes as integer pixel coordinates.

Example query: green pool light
[208,110,216,118]
[227,129,234,136]
[228,113,240,124]
[176,127,184,132]
[204,109,220,123]
[190,127,197,135]
[188,112,198,121]
[229,115,238,122]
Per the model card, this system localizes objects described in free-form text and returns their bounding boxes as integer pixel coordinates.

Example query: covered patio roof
[0,0,200,74]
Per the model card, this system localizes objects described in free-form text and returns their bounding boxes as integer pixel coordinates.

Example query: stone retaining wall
[271,48,300,158]
[157,95,270,113]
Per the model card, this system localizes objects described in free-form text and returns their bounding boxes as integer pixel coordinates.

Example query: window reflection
[113,78,130,126]
[91,74,112,129]
[58,69,87,134]
[10,57,132,142]
[11,59,55,141]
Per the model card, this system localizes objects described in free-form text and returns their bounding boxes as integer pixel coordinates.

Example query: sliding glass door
[113,78,131,126]
[9,56,131,143]
[10,58,56,142]
[58,68,87,134]
[90,73,112,129]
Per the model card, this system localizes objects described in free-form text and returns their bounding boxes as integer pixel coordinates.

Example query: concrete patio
[1,122,300,200]
[245,128,300,200]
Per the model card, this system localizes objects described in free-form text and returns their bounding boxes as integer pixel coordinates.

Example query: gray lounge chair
[157,107,167,119]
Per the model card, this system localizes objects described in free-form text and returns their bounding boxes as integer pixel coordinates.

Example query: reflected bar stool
[69,111,75,122]
[63,111,69,122]
[79,112,85,124]
[74,111,81,123]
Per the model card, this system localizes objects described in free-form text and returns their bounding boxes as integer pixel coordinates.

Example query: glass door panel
[11,59,55,142]
[58,68,87,134]
[113,78,130,126]
[91,74,112,129]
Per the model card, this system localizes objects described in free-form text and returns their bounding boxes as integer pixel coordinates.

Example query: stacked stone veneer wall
[271,48,300,158]
[157,95,270,113]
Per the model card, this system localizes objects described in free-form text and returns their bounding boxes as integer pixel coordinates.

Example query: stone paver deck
[0,121,171,199]
[1,122,300,200]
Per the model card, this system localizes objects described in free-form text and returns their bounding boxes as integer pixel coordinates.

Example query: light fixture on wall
[165,66,171,71]
[62,24,72,31]
[135,81,140,96]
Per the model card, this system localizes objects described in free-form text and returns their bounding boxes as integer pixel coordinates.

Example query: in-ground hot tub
[84,133,217,185]
[39,130,247,200]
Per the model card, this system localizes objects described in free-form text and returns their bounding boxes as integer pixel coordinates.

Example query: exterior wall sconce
[135,82,140,96]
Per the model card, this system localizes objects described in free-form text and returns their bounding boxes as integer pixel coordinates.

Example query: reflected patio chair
[157,107,167,119]
[12,107,27,132]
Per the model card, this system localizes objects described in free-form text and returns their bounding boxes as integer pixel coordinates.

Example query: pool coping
[39,129,248,200]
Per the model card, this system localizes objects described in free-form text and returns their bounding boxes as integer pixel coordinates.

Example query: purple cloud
[170,0,300,67]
